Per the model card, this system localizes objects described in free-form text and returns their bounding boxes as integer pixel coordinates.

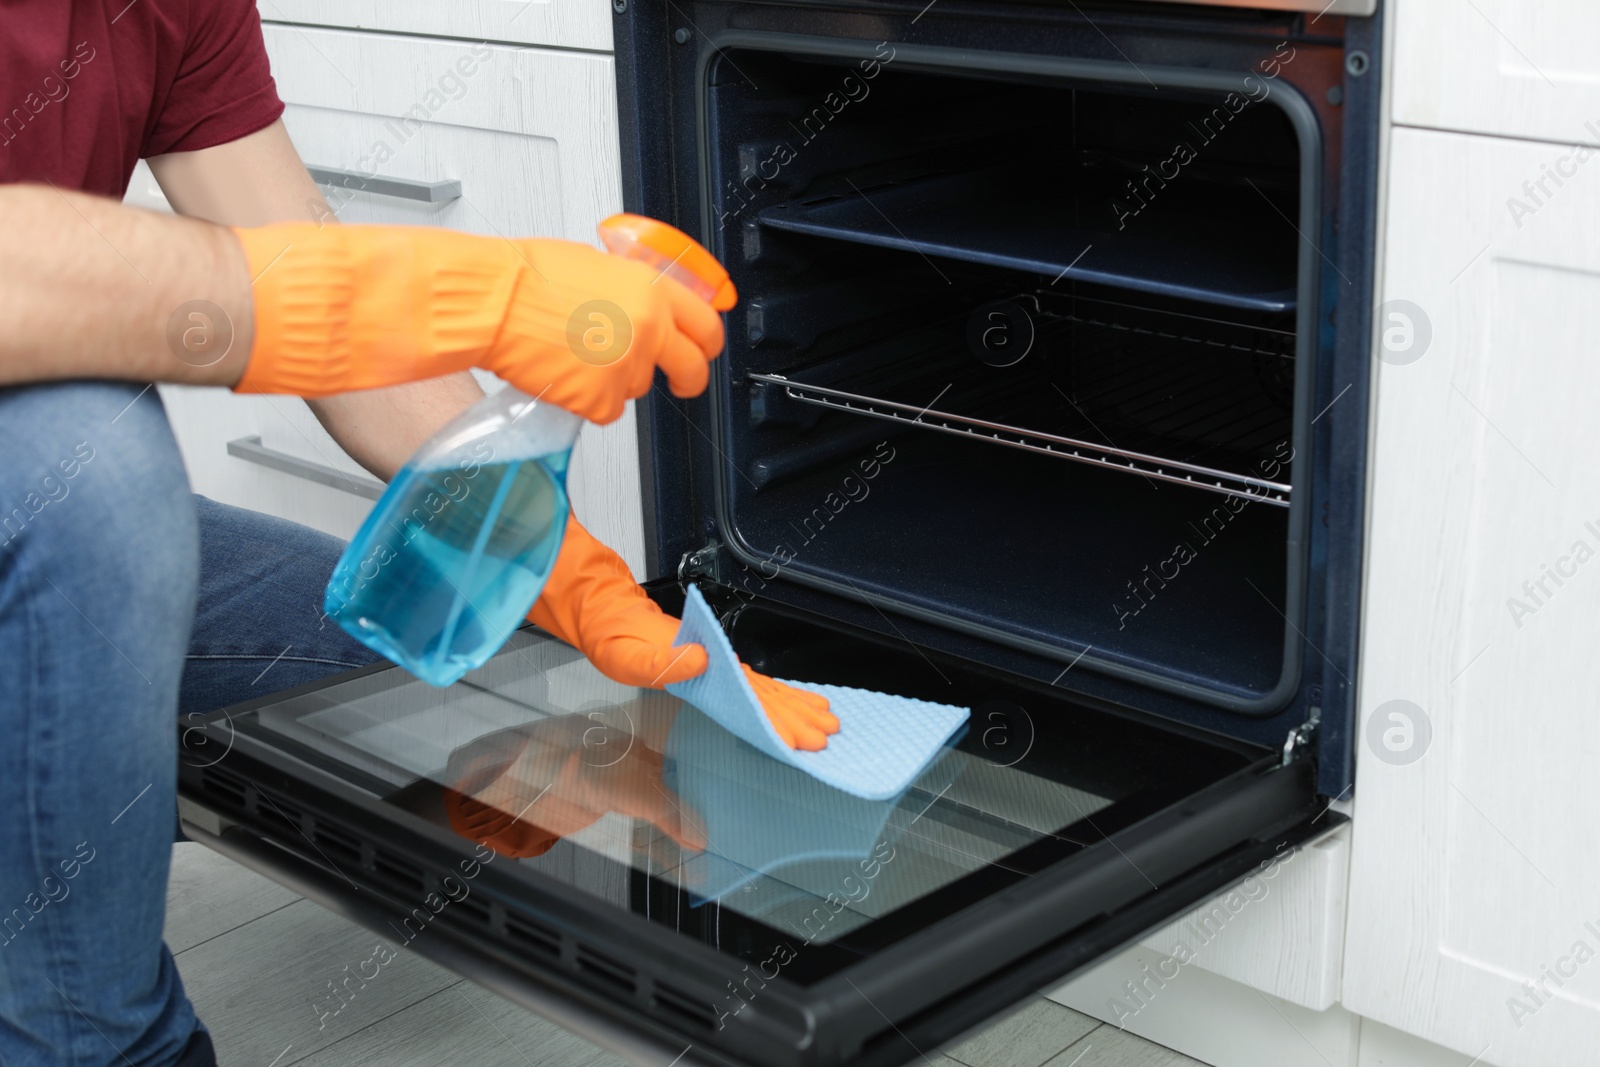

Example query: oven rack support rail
[747,373,1293,507]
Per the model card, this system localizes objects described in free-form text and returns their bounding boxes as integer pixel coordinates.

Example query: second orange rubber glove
[528,520,840,751]
[232,223,731,425]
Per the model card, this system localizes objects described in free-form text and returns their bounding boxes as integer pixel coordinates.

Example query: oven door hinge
[1281,708,1320,766]
[678,540,721,582]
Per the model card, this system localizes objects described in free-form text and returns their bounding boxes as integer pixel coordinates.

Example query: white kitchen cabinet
[257,0,612,52]
[157,386,382,540]
[1392,0,1600,148]
[260,26,621,246]
[1133,826,1350,1012]
[1049,825,1350,1023]
[1055,954,1490,1067]
[1053,947,1364,1067]
[1343,125,1600,1067]
[156,28,644,573]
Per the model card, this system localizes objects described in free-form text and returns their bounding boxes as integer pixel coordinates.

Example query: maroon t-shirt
[0,0,285,198]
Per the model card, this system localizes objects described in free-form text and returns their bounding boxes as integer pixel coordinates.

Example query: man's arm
[0,184,254,388]
[2,121,719,476]
[139,123,826,738]
[148,119,483,481]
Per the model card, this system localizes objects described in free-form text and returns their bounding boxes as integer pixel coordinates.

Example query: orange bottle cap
[597,213,738,312]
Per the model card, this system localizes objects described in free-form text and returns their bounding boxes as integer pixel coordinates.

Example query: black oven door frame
[177,583,1340,1067]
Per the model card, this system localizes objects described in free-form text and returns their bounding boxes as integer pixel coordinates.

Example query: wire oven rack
[747,297,1295,507]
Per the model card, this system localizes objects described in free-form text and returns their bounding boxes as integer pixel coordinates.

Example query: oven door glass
[179,583,1322,1067]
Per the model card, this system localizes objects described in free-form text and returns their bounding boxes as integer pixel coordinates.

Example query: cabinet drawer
[1393,0,1600,147]
[259,0,611,52]
[159,386,379,541]
[263,27,621,243]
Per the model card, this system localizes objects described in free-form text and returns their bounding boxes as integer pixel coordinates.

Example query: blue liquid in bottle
[324,391,582,686]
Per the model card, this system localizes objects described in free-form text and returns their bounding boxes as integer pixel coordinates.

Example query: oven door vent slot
[575,944,637,995]
[651,984,718,1034]
[451,891,491,926]
[311,823,363,869]
[255,792,305,837]
[371,849,429,897]
[504,914,562,957]
[198,767,248,810]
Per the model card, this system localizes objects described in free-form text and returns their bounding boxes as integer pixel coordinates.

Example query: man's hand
[232,223,727,425]
[529,520,840,751]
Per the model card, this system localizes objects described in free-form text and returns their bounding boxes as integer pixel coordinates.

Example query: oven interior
[699,48,1310,708]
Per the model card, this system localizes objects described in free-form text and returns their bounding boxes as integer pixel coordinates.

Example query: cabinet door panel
[263,26,622,244]
[1393,0,1600,147]
[159,386,377,540]
[1346,125,1600,1067]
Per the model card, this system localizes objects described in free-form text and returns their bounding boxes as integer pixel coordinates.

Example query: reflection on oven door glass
[281,632,1112,945]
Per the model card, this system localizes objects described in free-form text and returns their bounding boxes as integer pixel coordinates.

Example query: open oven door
[177,581,1335,1067]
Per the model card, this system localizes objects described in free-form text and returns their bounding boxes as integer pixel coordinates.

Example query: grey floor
[167,842,1205,1067]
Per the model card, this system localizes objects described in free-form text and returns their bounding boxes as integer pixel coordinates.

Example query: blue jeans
[0,382,379,1066]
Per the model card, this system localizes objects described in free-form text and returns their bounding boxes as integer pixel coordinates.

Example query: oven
[177,2,1382,1064]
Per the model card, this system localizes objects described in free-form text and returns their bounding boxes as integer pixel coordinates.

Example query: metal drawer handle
[227,436,385,500]
[306,165,462,204]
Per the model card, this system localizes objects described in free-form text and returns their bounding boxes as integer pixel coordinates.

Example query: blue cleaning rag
[662,703,963,903]
[664,585,970,801]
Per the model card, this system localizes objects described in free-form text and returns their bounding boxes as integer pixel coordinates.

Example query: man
[0,4,835,1064]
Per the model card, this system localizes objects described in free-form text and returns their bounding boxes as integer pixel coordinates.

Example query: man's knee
[0,382,198,637]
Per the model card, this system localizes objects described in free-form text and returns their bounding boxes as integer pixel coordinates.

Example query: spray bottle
[323,214,734,686]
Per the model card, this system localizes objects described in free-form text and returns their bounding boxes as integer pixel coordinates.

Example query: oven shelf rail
[747,373,1293,506]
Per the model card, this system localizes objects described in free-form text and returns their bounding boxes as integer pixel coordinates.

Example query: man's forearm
[0,184,253,388]
[0,178,478,481]
[306,378,484,482]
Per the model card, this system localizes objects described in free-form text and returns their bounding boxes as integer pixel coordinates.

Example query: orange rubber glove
[231,223,732,425]
[528,520,841,751]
